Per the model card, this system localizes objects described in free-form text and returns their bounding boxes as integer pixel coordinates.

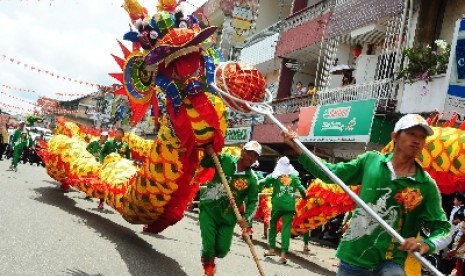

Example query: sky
[0,0,206,115]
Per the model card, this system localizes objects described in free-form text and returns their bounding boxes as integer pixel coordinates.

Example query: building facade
[234,0,465,161]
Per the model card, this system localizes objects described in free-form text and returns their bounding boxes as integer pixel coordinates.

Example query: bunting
[0,102,35,113]
[55,92,98,98]
[1,84,37,94]
[0,54,112,89]
[0,91,37,106]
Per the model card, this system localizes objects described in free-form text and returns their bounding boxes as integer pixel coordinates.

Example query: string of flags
[1,84,37,94]
[1,0,56,3]
[1,84,100,100]
[0,54,112,89]
[0,102,35,113]
[55,91,98,98]
[0,91,37,106]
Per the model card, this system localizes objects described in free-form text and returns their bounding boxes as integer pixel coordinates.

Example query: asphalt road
[0,159,332,276]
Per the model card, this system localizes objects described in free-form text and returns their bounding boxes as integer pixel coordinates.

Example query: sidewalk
[244,220,339,275]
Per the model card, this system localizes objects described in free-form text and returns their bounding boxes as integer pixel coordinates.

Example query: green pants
[199,208,235,261]
[11,145,25,168]
[303,232,310,245]
[268,209,294,253]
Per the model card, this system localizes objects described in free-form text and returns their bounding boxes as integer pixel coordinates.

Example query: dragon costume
[38,0,266,235]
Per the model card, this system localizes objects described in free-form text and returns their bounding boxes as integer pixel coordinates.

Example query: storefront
[296,98,394,161]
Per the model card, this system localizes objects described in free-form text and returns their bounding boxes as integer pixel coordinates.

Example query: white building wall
[294,62,317,87]
[254,0,292,32]
[328,43,351,89]
[440,0,465,43]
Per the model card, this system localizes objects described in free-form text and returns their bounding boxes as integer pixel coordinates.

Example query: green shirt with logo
[259,174,306,212]
[99,139,130,163]
[298,151,450,269]
[11,129,32,148]
[199,153,259,225]
[86,140,105,160]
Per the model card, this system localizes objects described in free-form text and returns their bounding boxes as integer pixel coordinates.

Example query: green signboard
[299,99,377,143]
[225,127,252,144]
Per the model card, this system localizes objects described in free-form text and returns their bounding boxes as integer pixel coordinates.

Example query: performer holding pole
[281,114,450,276]
[211,62,446,275]
[199,141,265,276]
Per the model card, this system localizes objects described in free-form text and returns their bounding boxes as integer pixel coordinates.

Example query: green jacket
[298,151,450,269]
[11,129,32,148]
[99,139,130,163]
[259,174,306,212]
[86,140,105,160]
[199,153,259,225]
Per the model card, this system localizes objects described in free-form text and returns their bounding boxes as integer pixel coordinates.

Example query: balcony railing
[271,79,398,115]
[318,79,398,112]
[318,79,395,104]
[242,21,282,48]
[281,0,349,32]
[240,22,281,68]
[239,33,280,68]
[271,94,318,114]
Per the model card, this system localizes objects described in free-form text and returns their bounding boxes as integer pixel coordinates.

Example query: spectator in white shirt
[450,193,465,224]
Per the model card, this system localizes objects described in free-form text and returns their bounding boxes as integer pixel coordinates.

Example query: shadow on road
[229,228,336,275]
[33,186,187,276]
[42,180,61,186]
[63,268,103,276]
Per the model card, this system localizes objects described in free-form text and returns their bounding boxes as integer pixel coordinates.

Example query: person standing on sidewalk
[199,141,260,276]
[0,123,8,160]
[450,193,465,224]
[281,114,451,275]
[9,121,32,172]
[262,156,307,264]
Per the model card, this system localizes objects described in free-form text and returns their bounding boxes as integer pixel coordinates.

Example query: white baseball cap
[243,140,262,156]
[394,114,434,136]
[100,131,109,136]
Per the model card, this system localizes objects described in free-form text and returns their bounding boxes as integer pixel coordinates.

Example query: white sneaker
[9,165,13,170]
[14,167,17,172]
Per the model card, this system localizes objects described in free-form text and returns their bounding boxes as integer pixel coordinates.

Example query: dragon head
[144,26,217,83]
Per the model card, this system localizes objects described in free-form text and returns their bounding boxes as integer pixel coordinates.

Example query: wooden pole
[210,152,266,276]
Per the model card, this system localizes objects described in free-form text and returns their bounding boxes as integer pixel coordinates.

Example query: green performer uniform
[297,151,451,268]
[87,140,105,161]
[199,153,259,262]
[10,129,32,170]
[99,139,130,163]
[260,157,306,256]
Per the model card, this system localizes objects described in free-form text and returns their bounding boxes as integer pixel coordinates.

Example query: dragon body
[39,0,266,234]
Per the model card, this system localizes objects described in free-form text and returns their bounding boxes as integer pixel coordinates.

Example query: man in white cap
[199,141,261,276]
[281,113,451,275]
[262,156,306,264]
[9,121,31,172]
[86,131,109,161]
